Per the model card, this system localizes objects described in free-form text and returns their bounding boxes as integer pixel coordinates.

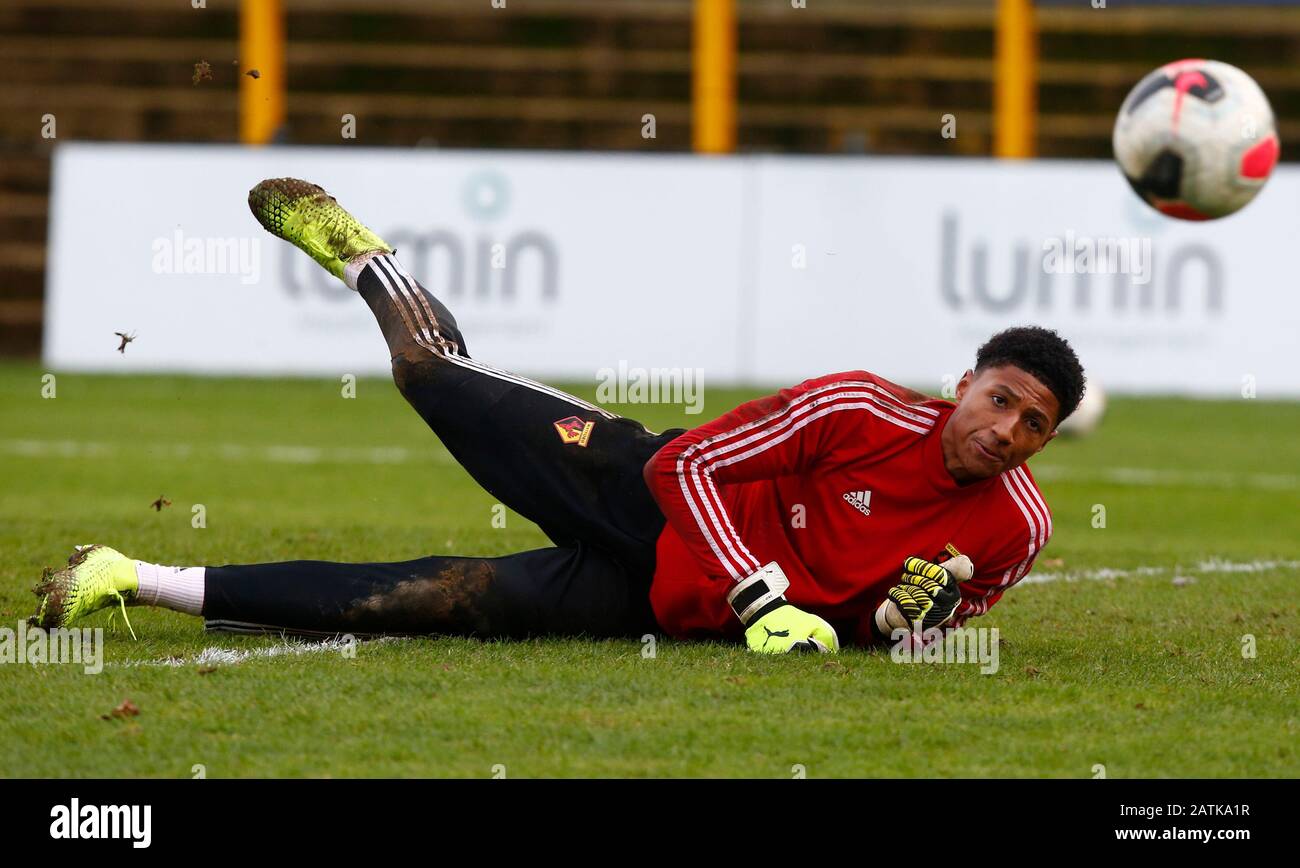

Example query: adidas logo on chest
[842,489,872,516]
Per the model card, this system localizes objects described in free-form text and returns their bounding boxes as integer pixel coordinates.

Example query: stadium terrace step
[1,0,1298,358]
[0,192,48,245]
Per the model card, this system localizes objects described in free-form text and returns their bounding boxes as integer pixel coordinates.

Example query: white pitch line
[6,438,1294,489]
[1032,464,1300,492]
[1022,558,1300,585]
[0,438,450,466]
[99,560,1295,663]
[115,636,409,668]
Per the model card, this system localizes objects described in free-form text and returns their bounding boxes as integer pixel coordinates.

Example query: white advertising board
[45,144,747,380]
[45,143,1300,396]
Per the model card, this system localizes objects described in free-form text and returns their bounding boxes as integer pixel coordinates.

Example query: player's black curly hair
[974,326,1086,426]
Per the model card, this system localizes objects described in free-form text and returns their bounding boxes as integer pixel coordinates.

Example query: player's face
[943,365,1060,484]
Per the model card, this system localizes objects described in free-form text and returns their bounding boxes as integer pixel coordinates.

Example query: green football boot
[248,178,393,280]
[31,545,139,639]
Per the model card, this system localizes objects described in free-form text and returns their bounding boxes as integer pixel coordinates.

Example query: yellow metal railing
[995,0,1037,158]
[242,0,1037,158]
[692,0,736,154]
[240,0,285,145]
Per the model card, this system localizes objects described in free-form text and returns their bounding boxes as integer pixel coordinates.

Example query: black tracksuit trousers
[202,254,683,640]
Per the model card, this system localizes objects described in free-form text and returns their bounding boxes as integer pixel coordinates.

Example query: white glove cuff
[727,561,790,625]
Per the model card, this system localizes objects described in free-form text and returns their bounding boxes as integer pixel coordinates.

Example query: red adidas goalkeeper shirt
[643,370,1052,646]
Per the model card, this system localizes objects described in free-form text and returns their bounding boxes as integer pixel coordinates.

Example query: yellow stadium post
[693,0,736,154]
[994,0,1037,158]
[240,0,285,145]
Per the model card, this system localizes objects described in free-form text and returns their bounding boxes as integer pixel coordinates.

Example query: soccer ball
[1057,378,1106,438]
[1113,59,1279,220]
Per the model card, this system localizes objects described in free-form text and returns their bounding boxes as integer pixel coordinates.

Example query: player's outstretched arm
[643,373,880,654]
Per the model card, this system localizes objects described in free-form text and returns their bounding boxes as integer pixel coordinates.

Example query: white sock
[134,561,206,615]
[343,249,390,291]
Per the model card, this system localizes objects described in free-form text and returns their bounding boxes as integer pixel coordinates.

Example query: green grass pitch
[1,360,1297,778]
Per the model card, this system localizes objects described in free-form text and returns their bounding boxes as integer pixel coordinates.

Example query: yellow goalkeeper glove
[728,562,840,654]
[875,555,972,637]
[744,604,840,654]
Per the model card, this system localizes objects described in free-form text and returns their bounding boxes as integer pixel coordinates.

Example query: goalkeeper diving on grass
[31,179,1085,654]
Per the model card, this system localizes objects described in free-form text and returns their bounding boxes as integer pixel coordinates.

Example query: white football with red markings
[1113,59,1279,220]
